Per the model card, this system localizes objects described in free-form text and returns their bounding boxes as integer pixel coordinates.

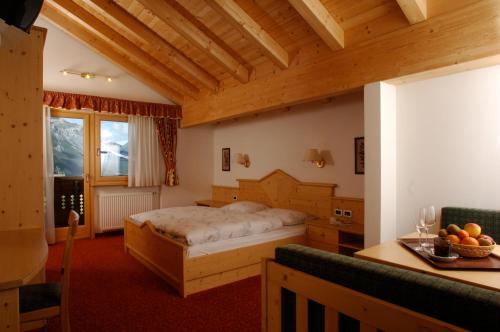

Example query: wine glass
[424,205,436,249]
[415,207,427,251]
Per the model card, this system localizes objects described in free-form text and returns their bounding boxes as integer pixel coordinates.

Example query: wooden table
[0,228,48,331]
[355,233,500,292]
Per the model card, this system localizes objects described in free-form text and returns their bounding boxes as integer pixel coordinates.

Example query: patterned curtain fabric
[43,90,182,119]
[155,118,179,186]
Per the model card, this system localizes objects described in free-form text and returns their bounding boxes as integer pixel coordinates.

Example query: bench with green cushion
[275,244,500,332]
[441,207,500,242]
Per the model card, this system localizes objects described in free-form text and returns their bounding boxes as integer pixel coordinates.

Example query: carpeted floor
[44,234,261,332]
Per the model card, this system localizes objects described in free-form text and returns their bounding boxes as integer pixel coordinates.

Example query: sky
[101,121,128,145]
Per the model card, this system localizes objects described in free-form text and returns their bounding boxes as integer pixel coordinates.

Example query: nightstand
[194,200,228,208]
[306,220,364,256]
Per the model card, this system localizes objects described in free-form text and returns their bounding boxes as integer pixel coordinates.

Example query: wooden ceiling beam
[41,3,185,104]
[84,0,218,91]
[46,0,198,100]
[135,0,249,83]
[181,0,500,127]
[288,0,344,50]
[205,0,289,69]
[396,0,427,24]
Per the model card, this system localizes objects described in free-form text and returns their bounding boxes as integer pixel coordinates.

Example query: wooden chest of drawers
[306,220,364,256]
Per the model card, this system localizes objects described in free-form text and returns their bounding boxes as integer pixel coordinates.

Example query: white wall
[395,65,500,236]
[212,92,364,198]
[364,83,397,247]
[160,125,214,207]
[35,17,172,104]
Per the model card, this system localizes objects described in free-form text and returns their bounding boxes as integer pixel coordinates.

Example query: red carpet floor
[44,234,261,332]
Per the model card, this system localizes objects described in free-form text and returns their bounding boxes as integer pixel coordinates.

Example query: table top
[0,228,48,291]
[355,233,500,292]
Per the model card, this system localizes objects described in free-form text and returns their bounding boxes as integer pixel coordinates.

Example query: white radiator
[96,191,158,233]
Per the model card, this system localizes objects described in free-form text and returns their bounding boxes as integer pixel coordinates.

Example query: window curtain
[43,90,182,118]
[43,106,56,244]
[128,116,164,187]
[155,118,179,186]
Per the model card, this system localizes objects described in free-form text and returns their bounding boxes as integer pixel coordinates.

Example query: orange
[446,234,460,244]
[457,230,469,240]
[461,237,479,246]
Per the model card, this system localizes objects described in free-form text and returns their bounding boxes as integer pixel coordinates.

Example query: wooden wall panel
[212,185,239,203]
[212,170,336,218]
[332,197,364,225]
[0,24,46,230]
[181,0,500,127]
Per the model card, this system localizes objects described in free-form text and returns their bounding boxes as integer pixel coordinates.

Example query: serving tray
[399,238,500,270]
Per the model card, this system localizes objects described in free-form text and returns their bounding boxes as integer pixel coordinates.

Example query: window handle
[85,174,90,183]
[97,148,101,156]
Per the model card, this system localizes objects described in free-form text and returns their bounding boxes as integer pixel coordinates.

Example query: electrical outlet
[343,210,352,218]
[334,208,343,217]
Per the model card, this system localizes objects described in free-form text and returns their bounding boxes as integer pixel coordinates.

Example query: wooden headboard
[212,170,336,218]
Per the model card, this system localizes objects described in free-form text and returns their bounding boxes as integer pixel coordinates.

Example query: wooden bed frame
[124,170,336,297]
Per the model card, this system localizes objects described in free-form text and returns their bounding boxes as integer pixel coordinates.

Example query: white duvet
[130,206,283,246]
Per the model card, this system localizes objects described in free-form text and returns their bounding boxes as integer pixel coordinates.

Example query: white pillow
[220,201,268,213]
[256,208,310,225]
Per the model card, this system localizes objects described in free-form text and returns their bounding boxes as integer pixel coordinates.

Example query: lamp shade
[304,149,321,162]
[236,153,246,164]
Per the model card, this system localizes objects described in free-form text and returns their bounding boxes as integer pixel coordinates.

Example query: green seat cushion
[19,283,61,313]
[441,207,500,242]
[275,244,500,331]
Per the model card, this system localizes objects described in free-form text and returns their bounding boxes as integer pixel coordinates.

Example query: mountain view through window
[50,117,84,177]
[100,120,128,176]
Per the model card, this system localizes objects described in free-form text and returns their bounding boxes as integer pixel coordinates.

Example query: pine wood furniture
[306,196,364,255]
[19,211,78,332]
[262,261,466,332]
[194,200,227,208]
[355,233,500,292]
[0,23,45,231]
[0,229,48,332]
[124,170,335,297]
[306,220,364,256]
[262,245,499,332]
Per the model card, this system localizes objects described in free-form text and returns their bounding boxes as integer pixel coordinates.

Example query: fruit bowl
[452,241,496,258]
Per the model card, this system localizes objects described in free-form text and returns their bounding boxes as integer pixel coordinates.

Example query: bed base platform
[124,218,306,297]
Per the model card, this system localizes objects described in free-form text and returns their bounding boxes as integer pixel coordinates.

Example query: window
[50,117,84,177]
[95,115,128,184]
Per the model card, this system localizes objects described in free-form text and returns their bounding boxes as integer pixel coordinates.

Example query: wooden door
[50,110,91,240]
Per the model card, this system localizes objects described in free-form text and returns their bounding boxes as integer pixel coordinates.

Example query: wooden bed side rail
[124,219,188,295]
[261,259,466,332]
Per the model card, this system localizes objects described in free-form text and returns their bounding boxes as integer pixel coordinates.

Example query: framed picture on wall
[355,137,364,174]
[222,148,230,171]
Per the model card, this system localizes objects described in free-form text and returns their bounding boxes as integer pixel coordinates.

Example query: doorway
[50,110,90,240]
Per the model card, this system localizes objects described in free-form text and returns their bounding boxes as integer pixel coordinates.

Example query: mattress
[187,224,306,257]
[130,206,284,246]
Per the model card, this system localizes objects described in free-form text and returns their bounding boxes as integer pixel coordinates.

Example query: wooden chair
[19,210,79,332]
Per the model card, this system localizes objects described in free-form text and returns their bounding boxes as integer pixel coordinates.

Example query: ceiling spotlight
[60,69,114,82]
[81,72,95,79]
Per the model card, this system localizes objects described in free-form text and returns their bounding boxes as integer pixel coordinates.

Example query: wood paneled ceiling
[41,0,500,127]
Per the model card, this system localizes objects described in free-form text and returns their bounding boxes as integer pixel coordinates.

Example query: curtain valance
[43,90,182,119]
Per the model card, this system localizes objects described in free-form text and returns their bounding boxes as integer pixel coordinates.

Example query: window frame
[93,114,129,186]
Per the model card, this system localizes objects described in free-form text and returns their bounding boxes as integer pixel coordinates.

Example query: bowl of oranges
[438,223,496,258]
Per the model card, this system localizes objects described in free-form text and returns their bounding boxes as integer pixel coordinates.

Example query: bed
[124,170,336,297]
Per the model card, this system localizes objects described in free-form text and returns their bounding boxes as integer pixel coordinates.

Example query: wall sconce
[304,148,325,168]
[236,153,250,168]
